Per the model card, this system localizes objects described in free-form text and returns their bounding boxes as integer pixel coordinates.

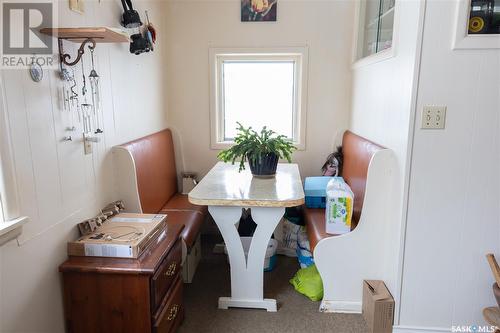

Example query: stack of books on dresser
[67,213,168,258]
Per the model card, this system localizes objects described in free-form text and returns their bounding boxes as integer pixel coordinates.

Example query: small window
[210,49,308,149]
[0,90,25,231]
[356,0,395,60]
[0,194,4,223]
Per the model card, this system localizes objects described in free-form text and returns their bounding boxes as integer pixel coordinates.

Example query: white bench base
[314,149,397,313]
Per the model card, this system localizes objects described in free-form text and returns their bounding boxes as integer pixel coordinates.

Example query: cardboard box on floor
[362,280,395,333]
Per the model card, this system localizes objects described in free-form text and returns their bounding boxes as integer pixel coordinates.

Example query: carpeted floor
[179,235,369,333]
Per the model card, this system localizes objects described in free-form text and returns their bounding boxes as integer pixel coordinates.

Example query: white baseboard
[393,325,450,333]
[319,300,362,313]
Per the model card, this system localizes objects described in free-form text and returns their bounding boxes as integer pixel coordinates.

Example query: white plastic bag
[275,217,301,257]
[297,226,314,268]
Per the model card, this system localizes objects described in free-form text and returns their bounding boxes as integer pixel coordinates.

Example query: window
[210,48,308,149]
[356,0,395,60]
[0,73,27,244]
[0,188,4,223]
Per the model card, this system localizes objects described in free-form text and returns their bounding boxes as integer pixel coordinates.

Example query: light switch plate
[83,135,92,155]
[422,106,446,129]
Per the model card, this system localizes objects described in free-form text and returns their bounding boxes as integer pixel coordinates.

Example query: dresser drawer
[151,240,182,310]
[153,276,184,333]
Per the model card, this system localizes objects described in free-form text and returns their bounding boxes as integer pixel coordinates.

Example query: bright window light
[0,196,4,223]
[210,49,307,149]
[222,61,295,140]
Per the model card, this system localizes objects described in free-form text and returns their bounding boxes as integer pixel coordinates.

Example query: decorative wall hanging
[468,0,500,34]
[40,27,128,148]
[453,0,500,49]
[69,0,84,14]
[241,0,277,22]
[29,62,43,82]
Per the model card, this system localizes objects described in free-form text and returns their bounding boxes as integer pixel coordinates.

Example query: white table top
[188,162,305,207]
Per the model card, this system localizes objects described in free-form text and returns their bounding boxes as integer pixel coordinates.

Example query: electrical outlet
[422,106,446,129]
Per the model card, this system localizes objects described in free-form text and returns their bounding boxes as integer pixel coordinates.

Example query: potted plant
[217,122,296,177]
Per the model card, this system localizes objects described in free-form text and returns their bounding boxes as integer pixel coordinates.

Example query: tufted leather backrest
[342,131,384,227]
[119,129,178,214]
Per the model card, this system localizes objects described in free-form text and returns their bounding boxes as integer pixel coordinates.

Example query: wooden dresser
[59,224,184,333]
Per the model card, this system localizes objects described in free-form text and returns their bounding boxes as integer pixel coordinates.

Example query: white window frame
[209,47,308,150]
[0,72,28,246]
[351,0,399,68]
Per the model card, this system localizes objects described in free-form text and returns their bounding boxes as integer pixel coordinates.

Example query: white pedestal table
[188,162,304,312]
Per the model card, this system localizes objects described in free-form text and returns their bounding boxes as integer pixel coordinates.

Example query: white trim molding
[393,325,451,333]
[453,0,500,50]
[319,300,362,314]
[0,216,28,246]
[208,47,309,150]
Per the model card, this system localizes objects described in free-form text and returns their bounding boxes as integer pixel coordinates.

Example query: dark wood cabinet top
[59,224,183,275]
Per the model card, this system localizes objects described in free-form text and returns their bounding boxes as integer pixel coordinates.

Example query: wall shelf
[40,27,129,67]
[40,27,130,43]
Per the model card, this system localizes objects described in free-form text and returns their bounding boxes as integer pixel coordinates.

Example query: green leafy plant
[217,122,296,172]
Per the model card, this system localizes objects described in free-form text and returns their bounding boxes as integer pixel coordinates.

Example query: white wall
[0,0,168,331]
[349,0,425,318]
[164,0,355,179]
[399,0,500,330]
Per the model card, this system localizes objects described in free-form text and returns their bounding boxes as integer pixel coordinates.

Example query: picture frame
[453,0,500,50]
[241,0,277,22]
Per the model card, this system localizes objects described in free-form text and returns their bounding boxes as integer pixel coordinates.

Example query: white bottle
[325,178,354,235]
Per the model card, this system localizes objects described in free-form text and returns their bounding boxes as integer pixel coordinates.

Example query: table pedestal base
[218,297,277,311]
[208,205,284,313]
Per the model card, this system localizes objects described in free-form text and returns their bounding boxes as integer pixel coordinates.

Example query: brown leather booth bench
[304,131,384,252]
[116,129,207,282]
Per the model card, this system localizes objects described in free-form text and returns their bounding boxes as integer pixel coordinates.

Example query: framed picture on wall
[241,0,277,22]
[453,0,500,49]
[467,0,500,34]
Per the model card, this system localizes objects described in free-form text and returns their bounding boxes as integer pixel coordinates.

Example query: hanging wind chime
[89,47,102,134]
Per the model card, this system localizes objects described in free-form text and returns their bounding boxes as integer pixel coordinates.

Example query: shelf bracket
[58,38,96,67]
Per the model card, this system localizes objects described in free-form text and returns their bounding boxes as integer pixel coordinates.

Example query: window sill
[0,216,28,246]
[351,47,395,69]
[210,141,306,151]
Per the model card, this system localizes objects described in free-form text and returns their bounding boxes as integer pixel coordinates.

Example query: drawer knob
[167,304,179,321]
[165,262,176,276]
